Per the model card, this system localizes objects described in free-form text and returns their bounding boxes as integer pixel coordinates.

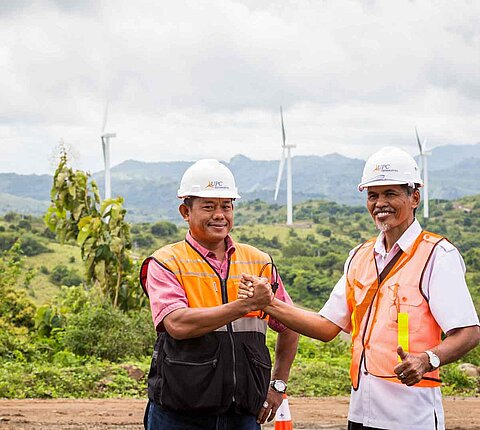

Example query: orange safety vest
[346,231,444,390]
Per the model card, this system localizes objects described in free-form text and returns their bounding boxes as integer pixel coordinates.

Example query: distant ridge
[1,143,479,222]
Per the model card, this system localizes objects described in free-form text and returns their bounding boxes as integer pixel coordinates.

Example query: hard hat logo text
[206,181,228,189]
[373,164,398,173]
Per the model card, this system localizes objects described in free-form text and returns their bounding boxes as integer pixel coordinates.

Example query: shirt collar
[186,231,236,260]
[373,219,422,258]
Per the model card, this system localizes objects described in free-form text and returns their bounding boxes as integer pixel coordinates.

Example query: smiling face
[179,197,234,251]
[366,185,420,243]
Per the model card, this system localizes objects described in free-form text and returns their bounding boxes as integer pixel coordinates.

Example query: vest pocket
[160,341,223,414]
[386,286,424,333]
[242,342,272,412]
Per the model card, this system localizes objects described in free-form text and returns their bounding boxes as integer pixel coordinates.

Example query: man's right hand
[239,273,274,310]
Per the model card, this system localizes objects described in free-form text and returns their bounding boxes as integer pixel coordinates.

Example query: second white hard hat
[358,146,423,191]
[177,159,241,199]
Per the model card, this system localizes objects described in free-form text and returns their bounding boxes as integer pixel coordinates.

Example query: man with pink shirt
[140,159,298,430]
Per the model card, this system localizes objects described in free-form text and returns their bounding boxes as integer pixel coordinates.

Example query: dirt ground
[0,397,478,429]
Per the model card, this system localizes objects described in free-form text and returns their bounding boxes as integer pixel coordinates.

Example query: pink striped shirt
[146,231,292,332]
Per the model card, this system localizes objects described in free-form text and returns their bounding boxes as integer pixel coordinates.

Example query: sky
[0,0,479,175]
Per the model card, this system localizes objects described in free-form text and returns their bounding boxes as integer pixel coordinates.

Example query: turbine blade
[101,102,109,134]
[415,127,423,154]
[274,149,286,200]
[280,106,286,147]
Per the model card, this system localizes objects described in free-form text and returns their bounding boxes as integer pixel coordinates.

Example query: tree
[151,221,178,238]
[44,149,140,309]
[49,264,83,287]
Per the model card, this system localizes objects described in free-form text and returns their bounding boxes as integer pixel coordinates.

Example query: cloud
[0,0,479,174]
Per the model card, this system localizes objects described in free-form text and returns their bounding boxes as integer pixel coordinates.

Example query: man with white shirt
[240,147,479,429]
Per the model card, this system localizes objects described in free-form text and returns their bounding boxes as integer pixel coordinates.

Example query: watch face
[427,351,440,369]
[431,354,440,368]
[274,380,286,392]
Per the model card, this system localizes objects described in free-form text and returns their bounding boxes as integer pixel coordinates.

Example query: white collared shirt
[320,220,479,430]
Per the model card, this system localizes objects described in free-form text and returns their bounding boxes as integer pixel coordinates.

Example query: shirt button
[363,371,368,375]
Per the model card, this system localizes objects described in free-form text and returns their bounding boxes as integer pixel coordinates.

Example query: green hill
[2,194,479,313]
[0,195,478,399]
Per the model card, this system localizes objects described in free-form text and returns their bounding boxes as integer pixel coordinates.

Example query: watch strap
[425,350,440,371]
[270,379,287,393]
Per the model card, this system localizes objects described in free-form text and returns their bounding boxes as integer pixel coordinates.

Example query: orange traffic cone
[274,393,293,430]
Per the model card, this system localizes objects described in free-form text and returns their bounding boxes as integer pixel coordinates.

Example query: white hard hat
[177,159,241,199]
[358,146,423,191]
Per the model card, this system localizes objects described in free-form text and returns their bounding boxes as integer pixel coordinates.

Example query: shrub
[3,212,17,222]
[0,234,16,251]
[0,232,50,256]
[35,304,66,337]
[130,225,141,234]
[0,290,36,329]
[134,234,155,248]
[49,265,83,287]
[62,305,155,361]
[0,358,149,398]
[19,236,51,256]
[282,240,314,257]
[318,227,331,237]
[464,248,480,271]
[317,252,343,271]
[441,364,478,396]
[17,220,32,230]
[151,221,178,238]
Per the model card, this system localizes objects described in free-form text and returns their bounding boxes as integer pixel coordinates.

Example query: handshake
[238,273,275,311]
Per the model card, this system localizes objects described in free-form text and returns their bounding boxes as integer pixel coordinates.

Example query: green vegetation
[45,150,137,309]
[0,170,479,399]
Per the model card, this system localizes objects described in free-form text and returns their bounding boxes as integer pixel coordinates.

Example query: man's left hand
[239,274,274,309]
[257,389,283,424]
[393,345,431,386]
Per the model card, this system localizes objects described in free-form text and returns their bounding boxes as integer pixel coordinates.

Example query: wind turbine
[101,103,116,200]
[415,127,430,219]
[274,106,296,225]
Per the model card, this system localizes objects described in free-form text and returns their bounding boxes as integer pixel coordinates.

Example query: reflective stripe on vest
[213,318,268,334]
[346,231,444,389]
[140,239,273,323]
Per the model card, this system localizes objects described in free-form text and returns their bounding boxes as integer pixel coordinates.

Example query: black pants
[348,421,384,430]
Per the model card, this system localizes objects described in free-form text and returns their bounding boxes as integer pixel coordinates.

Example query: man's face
[366,185,420,234]
[179,197,234,249]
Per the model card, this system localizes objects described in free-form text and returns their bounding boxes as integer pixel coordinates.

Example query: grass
[26,242,83,305]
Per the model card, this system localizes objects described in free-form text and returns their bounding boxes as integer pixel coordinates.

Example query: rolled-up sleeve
[319,274,352,333]
[146,259,188,331]
[268,275,294,333]
[426,247,479,334]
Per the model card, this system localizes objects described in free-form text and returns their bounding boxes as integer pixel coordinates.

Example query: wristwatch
[270,379,287,394]
[424,350,441,371]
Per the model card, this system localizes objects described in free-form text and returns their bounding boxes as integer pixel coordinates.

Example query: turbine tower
[101,103,116,200]
[274,106,296,225]
[415,127,429,219]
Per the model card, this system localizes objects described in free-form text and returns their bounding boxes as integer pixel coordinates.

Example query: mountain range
[1,143,479,222]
